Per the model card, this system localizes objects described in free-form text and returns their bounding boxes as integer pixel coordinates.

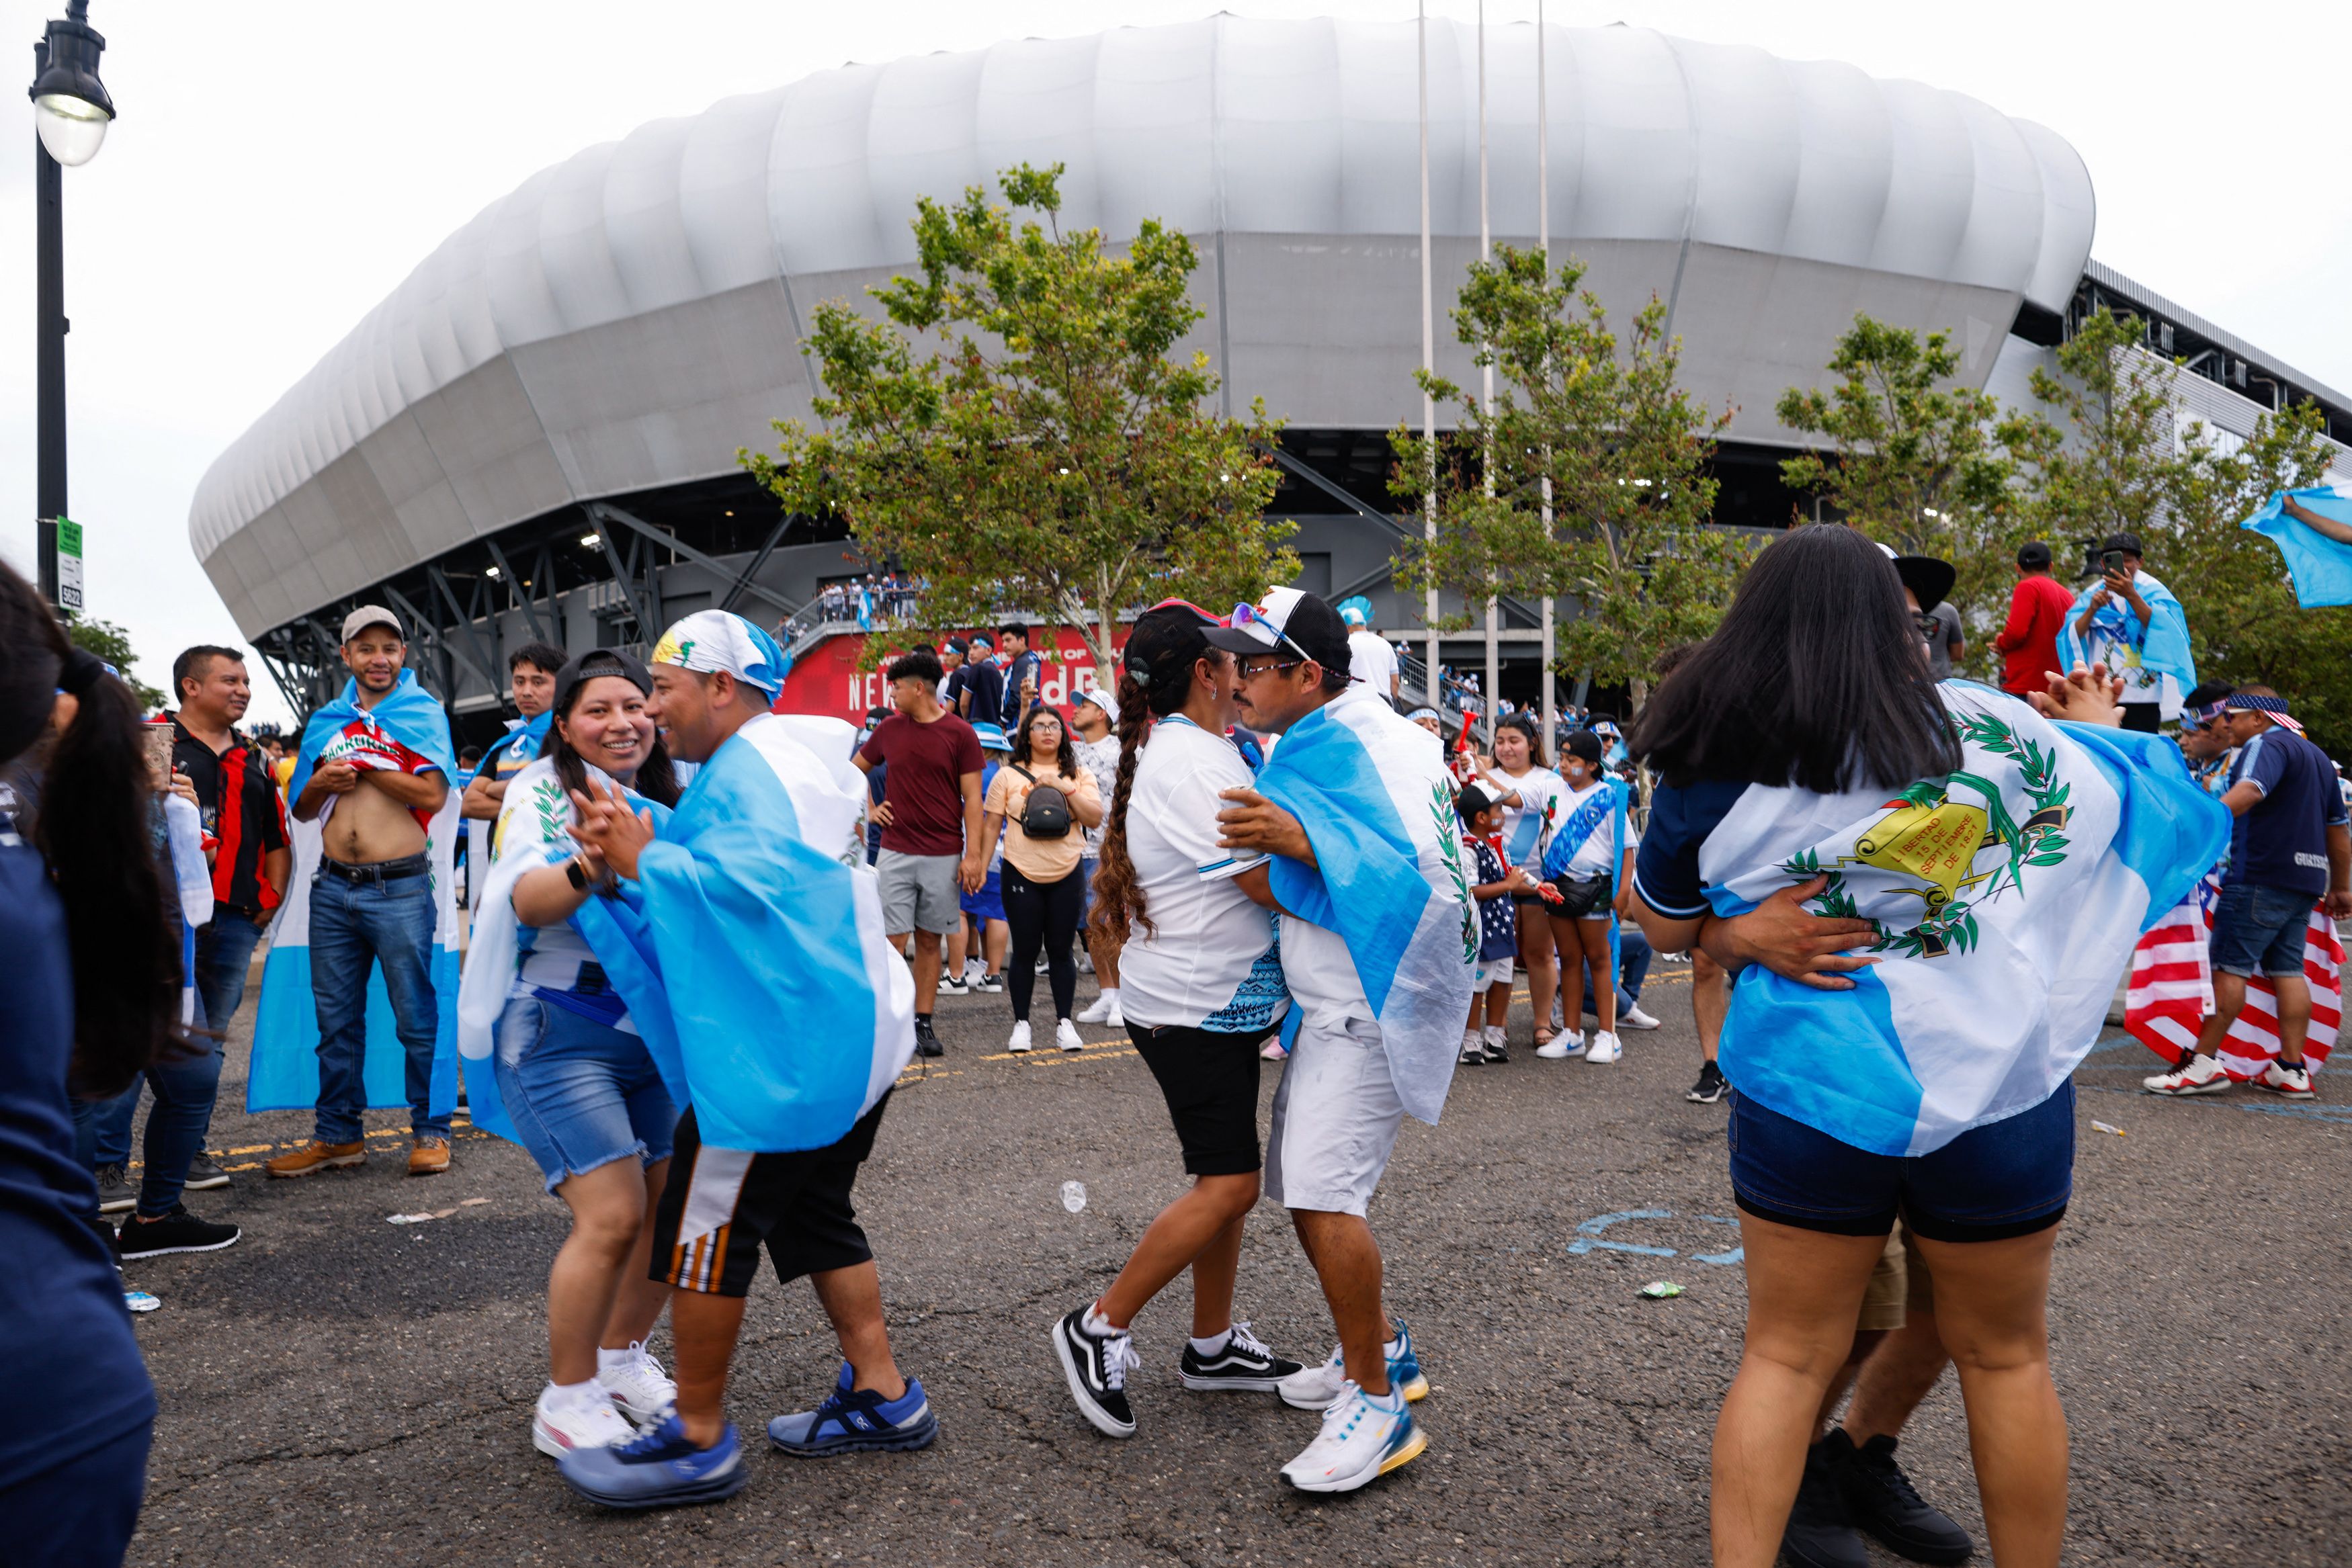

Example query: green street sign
[54,515,83,611]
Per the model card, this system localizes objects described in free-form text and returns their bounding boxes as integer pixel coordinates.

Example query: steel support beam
[589,502,800,619]
[1267,447,1542,627]
[593,524,663,646]
[428,563,503,693]
[485,539,548,644]
[720,517,794,617]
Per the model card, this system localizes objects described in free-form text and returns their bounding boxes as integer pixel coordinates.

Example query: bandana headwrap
[2225,693,2305,735]
[651,611,792,697]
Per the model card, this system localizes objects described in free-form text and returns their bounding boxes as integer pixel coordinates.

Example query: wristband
[566,856,589,891]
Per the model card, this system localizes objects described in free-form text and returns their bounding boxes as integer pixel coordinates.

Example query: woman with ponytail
[1050,602,1306,1442]
[0,560,172,1563]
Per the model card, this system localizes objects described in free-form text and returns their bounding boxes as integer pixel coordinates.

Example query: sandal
[1532,1025,1558,1048]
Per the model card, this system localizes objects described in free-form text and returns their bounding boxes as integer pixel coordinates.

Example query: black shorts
[650,1094,890,1297]
[1129,1021,1265,1176]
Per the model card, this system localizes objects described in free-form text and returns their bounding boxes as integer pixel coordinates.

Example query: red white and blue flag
[2126,876,2340,1078]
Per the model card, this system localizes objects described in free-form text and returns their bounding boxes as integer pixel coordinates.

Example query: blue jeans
[79,1031,223,1219]
[196,910,268,1035]
[1579,925,1654,1016]
[492,994,675,1193]
[309,870,448,1143]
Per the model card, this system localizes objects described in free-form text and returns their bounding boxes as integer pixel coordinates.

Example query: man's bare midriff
[322,778,431,865]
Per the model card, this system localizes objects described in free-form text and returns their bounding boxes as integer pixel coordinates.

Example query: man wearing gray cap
[266,607,458,1179]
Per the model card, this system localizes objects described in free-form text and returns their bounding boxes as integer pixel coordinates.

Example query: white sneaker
[964,959,986,983]
[1585,1031,1622,1064]
[1482,1025,1507,1051]
[2143,1054,2230,1095]
[1619,1004,1661,1031]
[938,975,971,998]
[2253,1058,2316,1098]
[1100,1002,1124,1029]
[1279,1382,1425,1493]
[597,1341,677,1425]
[1056,1018,1085,1052]
[1460,1037,1486,1065]
[1534,1030,1584,1061]
[1077,992,1116,1024]
[1007,1021,1034,1053]
[532,1385,636,1458]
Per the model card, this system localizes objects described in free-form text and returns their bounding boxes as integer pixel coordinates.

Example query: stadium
[188,13,2352,733]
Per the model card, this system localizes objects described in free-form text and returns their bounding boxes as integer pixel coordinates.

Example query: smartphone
[143,724,175,791]
[2101,550,2126,573]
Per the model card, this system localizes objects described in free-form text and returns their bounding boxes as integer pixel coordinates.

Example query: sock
[1383,1333,1405,1358]
[917,1011,931,1025]
[1101,986,1120,1006]
[1363,1383,1405,1410]
[1484,1025,1507,1047]
[1083,1303,1124,1338]
[543,1378,603,1411]
[596,1345,632,1375]
[1189,1327,1234,1356]
[1463,1030,1482,1051]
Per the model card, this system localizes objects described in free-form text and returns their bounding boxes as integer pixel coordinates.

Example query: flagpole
[1479,0,1497,750]
[1537,0,1557,750]
[1420,0,1440,710]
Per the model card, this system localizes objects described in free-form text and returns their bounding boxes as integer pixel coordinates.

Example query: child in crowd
[1457,784,1530,1064]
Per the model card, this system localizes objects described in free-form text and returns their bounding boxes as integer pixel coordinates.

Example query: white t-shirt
[1074,734,1122,855]
[1555,778,1619,879]
[1347,630,1398,695]
[1115,717,1290,1034]
[1486,765,1566,872]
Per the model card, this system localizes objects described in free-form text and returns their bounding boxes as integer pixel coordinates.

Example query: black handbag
[1552,872,1613,919]
[1010,764,1073,840]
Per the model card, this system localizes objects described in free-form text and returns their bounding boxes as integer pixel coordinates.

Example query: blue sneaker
[1278,1319,1429,1409]
[1279,1381,1427,1493]
[767,1364,939,1456]
[558,1413,748,1510]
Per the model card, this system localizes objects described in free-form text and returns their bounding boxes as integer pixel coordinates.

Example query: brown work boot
[407,1138,452,1177]
[265,1139,366,1178]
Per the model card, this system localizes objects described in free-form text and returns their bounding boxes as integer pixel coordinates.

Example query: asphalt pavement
[117,959,2350,1566]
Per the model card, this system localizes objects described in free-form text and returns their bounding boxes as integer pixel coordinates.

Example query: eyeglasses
[1229,601,1315,665]
[1236,657,1305,680]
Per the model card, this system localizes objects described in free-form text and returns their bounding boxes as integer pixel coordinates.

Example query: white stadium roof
[192,13,2095,639]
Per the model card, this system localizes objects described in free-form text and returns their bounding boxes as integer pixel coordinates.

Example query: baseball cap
[1202,586,1353,674]
[552,648,653,715]
[1562,730,1604,765]
[2100,532,2144,557]
[971,721,1010,750]
[1456,782,1495,820]
[1080,685,1120,724]
[2017,540,2053,570]
[340,605,404,643]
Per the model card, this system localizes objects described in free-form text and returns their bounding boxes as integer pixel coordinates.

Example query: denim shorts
[492,995,677,1193]
[2210,881,2312,978]
[1726,1081,2075,1244]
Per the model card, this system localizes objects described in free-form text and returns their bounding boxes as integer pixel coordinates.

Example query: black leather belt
[315,852,429,885]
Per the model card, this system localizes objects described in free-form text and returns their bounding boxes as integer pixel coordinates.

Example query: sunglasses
[1236,656,1306,679]
[1229,601,1316,666]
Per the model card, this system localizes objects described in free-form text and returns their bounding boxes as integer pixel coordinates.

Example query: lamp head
[30,5,114,168]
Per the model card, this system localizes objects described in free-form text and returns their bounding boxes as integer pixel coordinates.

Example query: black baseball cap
[1202,586,1353,675]
[1562,730,1604,765]
[1891,554,1956,614]
[1456,783,1496,820]
[2101,532,2144,557]
[2017,540,2052,570]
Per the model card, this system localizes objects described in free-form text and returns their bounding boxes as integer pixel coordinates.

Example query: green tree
[64,612,166,711]
[743,163,1296,678]
[1775,315,2018,669]
[2161,401,2350,750]
[1390,246,1745,708]
[1995,307,2181,562]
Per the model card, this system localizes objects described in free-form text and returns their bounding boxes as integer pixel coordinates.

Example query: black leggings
[1003,864,1083,1022]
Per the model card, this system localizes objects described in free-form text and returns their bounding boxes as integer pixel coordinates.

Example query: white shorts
[1473,955,1515,989]
[1263,1014,1406,1217]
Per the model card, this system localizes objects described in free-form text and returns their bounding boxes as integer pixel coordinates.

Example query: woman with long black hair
[0,560,177,1565]
[459,650,685,1459]
[1626,525,2224,1567]
[1048,602,1302,1440]
[981,704,1103,1052]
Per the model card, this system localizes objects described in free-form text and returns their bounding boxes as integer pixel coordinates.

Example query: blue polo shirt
[2226,727,2347,897]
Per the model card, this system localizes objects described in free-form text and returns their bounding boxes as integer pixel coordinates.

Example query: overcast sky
[3,0,2346,729]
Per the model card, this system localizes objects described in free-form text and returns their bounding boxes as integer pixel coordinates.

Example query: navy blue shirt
[999,650,1042,728]
[2225,727,2347,897]
[0,822,157,1481]
[1630,778,1751,918]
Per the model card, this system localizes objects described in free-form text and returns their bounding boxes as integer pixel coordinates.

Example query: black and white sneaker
[937,974,971,998]
[1686,1061,1728,1104]
[95,1163,136,1215]
[1051,1307,1139,1438]
[1177,1321,1303,1393]
[114,1205,241,1260]
[183,1152,232,1192]
[914,1018,945,1058]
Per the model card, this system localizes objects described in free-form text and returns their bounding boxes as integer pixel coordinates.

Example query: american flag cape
[2126,875,2340,1077]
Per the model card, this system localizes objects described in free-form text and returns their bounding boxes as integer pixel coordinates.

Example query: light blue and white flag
[2240,483,2352,607]
[1699,683,2228,1156]
[249,674,462,1118]
[1540,774,1632,1003]
[607,713,911,1153]
[1255,686,1476,1124]
[162,793,214,1029]
[2055,568,2197,695]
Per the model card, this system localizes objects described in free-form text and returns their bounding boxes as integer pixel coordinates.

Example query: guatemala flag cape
[1697,683,2227,1157]
[1255,685,1476,1124]
[2055,568,2197,703]
[249,672,462,1118]
[464,712,549,908]
[2239,483,2352,607]
[600,713,912,1152]
[455,755,675,1144]
[1541,775,1632,1004]
[162,793,215,1029]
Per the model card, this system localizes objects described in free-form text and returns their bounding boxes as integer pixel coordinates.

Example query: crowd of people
[8,500,2348,1566]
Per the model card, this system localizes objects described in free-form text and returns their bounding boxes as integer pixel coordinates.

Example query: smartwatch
[566,856,589,891]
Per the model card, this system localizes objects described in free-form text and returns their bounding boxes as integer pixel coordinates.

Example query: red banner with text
[771,627,1128,725]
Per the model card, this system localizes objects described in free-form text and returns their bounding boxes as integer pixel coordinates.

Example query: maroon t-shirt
[860,710,984,857]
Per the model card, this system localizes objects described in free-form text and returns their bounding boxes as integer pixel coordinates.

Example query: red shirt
[859,710,984,857]
[1994,574,2076,695]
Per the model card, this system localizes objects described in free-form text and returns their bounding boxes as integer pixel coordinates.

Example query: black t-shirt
[954,661,1005,726]
[171,717,289,915]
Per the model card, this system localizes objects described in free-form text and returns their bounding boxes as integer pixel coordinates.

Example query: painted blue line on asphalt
[1566,1209,1676,1258]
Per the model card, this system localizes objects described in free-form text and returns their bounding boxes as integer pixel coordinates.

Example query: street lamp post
[28,0,114,609]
